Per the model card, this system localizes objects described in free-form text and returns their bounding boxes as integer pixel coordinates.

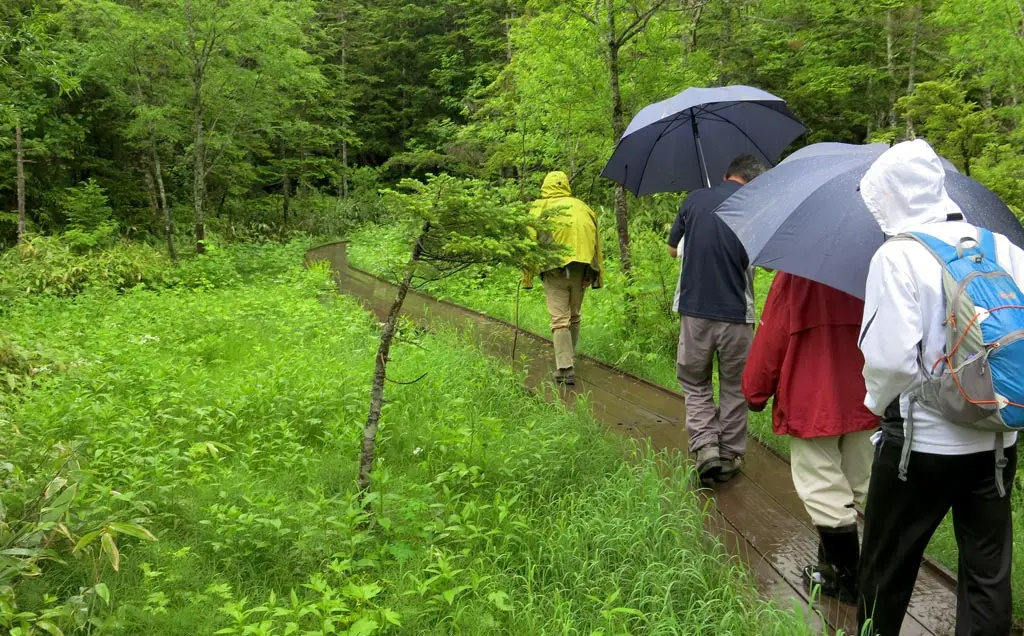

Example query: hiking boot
[802,564,856,603]
[556,368,576,386]
[695,445,722,483]
[714,455,744,482]
[803,525,859,604]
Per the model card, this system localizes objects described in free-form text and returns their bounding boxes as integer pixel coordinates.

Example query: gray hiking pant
[676,316,753,457]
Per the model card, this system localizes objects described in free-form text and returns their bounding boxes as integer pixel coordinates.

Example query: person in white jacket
[856,139,1021,636]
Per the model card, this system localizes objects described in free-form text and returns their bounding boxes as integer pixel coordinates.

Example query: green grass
[347,222,784,456]
[0,250,831,634]
[346,222,1024,626]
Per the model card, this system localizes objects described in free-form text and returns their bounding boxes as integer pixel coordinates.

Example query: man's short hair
[725,154,765,183]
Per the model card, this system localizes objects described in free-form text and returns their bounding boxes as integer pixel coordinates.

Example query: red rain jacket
[742,273,879,439]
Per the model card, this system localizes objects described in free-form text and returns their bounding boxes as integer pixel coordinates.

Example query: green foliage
[350,221,1024,625]
[347,219,786,456]
[380,174,566,279]
[897,81,999,175]
[0,235,309,300]
[62,179,114,232]
[0,333,60,401]
[0,437,157,636]
[3,0,1024,247]
[58,179,119,252]
[1,250,828,634]
[0,237,167,298]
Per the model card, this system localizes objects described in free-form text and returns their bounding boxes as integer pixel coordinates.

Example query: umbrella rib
[693,105,780,166]
[632,109,696,195]
[620,97,807,193]
[704,100,809,129]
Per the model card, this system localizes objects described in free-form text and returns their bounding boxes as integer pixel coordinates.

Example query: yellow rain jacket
[523,171,604,290]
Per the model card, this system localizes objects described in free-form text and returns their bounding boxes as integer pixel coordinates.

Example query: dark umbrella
[601,85,807,194]
[714,142,1024,299]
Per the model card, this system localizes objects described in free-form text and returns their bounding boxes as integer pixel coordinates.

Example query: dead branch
[385,371,429,385]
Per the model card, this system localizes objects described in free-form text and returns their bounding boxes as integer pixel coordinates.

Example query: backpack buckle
[956,236,979,260]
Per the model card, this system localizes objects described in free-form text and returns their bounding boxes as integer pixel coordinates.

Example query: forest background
[2,0,1021,258]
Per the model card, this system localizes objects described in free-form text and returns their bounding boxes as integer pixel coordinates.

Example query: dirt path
[308,242,973,636]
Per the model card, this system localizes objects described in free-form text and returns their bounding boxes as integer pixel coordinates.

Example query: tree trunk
[186,0,207,254]
[283,172,292,227]
[905,4,920,138]
[339,9,349,201]
[718,0,731,84]
[15,125,26,243]
[865,76,875,141]
[193,99,206,254]
[606,0,632,280]
[886,9,898,129]
[519,118,527,200]
[567,104,576,177]
[506,8,515,62]
[688,0,704,54]
[680,0,687,56]
[358,221,430,494]
[143,167,160,231]
[152,148,176,263]
[216,190,228,218]
[341,140,349,199]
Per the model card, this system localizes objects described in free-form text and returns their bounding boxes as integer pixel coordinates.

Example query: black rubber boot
[560,368,576,386]
[802,524,859,604]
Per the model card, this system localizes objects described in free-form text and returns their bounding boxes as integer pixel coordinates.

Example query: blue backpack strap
[905,231,957,263]
[978,228,997,262]
[907,230,994,263]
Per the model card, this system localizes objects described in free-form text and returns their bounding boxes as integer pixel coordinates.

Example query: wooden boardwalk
[308,241,979,636]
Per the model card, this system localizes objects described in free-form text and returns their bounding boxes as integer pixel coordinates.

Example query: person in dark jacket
[669,155,763,484]
[743,272,878,603]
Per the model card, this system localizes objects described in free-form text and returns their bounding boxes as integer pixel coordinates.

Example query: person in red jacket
[743,272,879,604]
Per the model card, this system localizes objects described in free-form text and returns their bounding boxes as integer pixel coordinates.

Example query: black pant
[858,437,1017,636]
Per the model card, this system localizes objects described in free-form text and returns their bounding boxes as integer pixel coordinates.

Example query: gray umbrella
[715,142,1024,299]
[601,85,807,194]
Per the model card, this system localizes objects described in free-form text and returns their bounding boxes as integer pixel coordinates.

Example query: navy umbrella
[601,85,807,194]
[714,142,1024,299]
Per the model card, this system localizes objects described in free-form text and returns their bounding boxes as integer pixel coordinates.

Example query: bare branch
[617,0,668,46]
[393,336,428,351]
[567,5,598,25]
[385,371,429,386]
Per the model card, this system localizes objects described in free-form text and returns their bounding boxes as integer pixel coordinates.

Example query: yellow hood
[541,171,573,199]
[522,171,604,290]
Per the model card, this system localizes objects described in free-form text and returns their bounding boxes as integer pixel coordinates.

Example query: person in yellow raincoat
[523,171,603,385]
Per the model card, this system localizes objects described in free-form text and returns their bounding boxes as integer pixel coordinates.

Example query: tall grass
[1,250,827,634]
[347,222,784,455]
[347,221,1024,625]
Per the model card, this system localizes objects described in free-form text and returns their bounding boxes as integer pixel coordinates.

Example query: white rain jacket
[858,139,1023,454]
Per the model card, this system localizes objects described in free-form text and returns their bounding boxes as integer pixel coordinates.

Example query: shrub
[60,179,120,253]
[0,236,166,298]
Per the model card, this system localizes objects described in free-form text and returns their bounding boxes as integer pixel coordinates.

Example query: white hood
[859,139,963,236]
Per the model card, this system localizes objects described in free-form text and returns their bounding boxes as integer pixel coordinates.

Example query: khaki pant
[676,317,753,457]
[790,430,874,528]
[542,263,587,370]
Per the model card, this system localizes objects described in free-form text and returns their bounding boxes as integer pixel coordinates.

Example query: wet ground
[307,242,976,636]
